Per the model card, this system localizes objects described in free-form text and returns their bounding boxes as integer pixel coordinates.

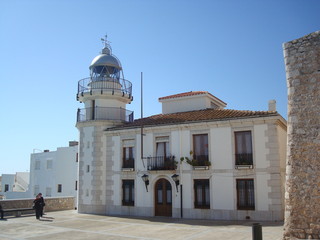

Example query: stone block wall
[283,31,320,239]
[0,196,75,213]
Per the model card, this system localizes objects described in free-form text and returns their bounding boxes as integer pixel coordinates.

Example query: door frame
[154,178,173,217]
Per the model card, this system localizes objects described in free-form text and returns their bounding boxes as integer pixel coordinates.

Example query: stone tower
[283,31,320,239]
[76,36,133,214]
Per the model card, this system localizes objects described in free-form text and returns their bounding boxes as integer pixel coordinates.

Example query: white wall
[212,174,234,210]
[211,127,233,169]
[1,174,15,193]
[256,174,271,211]
[254,124,268,168]
[162,96,207,114]
[29,145,78,200]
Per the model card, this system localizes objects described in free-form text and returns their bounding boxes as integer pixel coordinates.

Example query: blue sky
[1,0,319,175]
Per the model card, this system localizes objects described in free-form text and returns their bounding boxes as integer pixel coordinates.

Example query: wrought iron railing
[235,153,253,166]
[77,107,134,123]
[192,155,210,166]
[77,77,132,96]
[147,156,176,170]
[122,158,134,169]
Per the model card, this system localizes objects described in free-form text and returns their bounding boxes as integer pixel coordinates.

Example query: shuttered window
[236,179,255,210]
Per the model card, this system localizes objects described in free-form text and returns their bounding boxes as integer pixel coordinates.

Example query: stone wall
[0,196,75,214]
[283,31,320,239]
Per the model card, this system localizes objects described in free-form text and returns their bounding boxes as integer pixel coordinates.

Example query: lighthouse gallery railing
[77,77,132,96]
[77,107,134,123]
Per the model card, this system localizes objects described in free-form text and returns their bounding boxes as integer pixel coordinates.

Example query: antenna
[141,72,145,168]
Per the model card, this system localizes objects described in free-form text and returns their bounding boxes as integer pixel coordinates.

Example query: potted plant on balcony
[180,151,211,170]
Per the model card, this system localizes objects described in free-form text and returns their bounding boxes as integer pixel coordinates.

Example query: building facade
[29,142,78,200]
[76,38,287,221]
[0,172,29,199]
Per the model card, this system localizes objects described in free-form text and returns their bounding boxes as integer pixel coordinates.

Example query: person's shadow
[39,216,54,222]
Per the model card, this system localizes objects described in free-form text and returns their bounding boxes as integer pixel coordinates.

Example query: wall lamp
[171,174,180,192]
[141,174,149,192]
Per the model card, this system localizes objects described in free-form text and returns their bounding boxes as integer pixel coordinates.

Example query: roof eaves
[105,112,281,132]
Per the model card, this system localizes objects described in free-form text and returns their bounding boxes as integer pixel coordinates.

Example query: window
[194,179,210,209]
[147,136,175,170]
[87,165,90,173]
[122,139,135,169]
[235,131,253,166]
[47,160,53,169]
[123,147,134,168]
[236,179,255,210]
[57,184,62,193]
[76,153,78,162]
[75,181,78,191]
[35,160,40,170]
[156,137,170,157]
[46,187,52,197]
[4,184,9,192]
[122,180,134,206]
[193,134,209,165]
[34,185,39,196]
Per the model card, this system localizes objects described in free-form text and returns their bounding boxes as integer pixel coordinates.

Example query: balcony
[192,155,210,166]
[147,156,176,171]
[235,153,253,169]
[77,77,132,96]
[77,107,134,123]
[122,158,134,169]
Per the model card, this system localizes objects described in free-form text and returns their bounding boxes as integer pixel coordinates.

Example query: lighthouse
[76,36,133,213]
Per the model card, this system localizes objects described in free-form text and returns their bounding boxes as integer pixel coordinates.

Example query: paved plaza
[0,210,283,240]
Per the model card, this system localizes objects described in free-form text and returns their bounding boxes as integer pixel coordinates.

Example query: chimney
[268,100,276,111]
[69,141,79,147]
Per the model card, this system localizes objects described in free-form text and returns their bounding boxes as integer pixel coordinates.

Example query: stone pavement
[0,210,283,240]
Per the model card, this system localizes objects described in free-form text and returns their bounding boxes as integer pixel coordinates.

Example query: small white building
[0,172,29,199]
[29,141,79,200]
[76,37,287,221]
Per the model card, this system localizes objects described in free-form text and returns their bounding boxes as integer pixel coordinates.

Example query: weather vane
[101,34,111,48]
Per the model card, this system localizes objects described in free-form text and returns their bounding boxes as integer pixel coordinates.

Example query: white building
[29,141,79,200]
[76,37,287,221]
[0,172,29,199]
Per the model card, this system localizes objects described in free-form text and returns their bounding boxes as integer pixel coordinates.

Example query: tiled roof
[159,91,208,100]
[158,91,227,105]
[108,108,279,130]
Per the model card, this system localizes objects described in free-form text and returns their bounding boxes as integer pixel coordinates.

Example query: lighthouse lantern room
[76,35,133,123]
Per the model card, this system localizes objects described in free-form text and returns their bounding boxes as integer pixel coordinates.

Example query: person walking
[38,193,45,217]
[0,204,3,219]
[33,194,42,220]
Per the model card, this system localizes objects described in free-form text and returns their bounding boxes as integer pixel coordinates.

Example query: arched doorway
[155,178,172,217]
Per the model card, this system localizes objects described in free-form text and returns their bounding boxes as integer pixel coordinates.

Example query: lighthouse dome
[89,38,123,77]
[89,51,122,71]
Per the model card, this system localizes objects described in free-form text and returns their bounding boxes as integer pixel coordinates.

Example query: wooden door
[155,178,172,217]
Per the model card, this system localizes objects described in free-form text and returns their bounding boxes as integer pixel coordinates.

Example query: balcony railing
[192,155,210,166]
[122,158,134,169]
[147,156,176,171]
[77,77,132,96]
[77,107,134,123]
[235,153,253,166]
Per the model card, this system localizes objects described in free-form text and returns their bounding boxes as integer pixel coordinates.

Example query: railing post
[77,108,80,122]
[252,223,262,240]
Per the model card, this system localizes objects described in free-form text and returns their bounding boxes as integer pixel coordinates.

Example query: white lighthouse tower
[76,36,133,214]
